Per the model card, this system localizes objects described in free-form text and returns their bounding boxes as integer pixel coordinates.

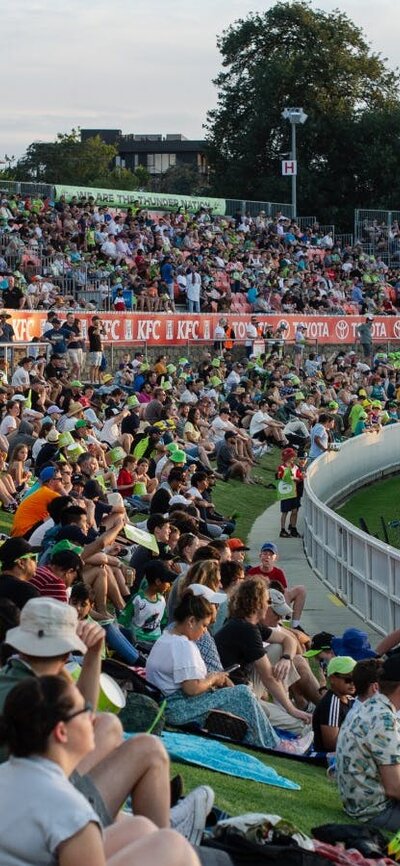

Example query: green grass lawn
[211,449,278,543]
[171,746,347,834]
[337,475,400,548]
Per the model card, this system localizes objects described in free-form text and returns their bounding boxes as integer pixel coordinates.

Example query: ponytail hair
[0,675,74,758]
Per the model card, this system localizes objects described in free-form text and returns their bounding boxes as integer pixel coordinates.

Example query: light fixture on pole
[281,107,307,218]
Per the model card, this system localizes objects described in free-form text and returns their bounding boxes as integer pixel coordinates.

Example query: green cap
[58,432,75,448]
[140,363,150,372]
[328,401,339,410]
[327,656,356,677]
[166,364,177,374]
[211,358,221,368]
[126,395,139,408]
[178,357,189,367]
[210,376,222,387]
[75,420,88,429]
[166,442,179,453]
[294,391,305,401]
[162,381,173,391]
[70,380,83,388]
[51,540,83,557]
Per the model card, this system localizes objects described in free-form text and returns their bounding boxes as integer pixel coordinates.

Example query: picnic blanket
[160,730,300,790]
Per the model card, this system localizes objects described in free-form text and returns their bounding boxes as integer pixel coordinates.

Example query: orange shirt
[11,487,60,537]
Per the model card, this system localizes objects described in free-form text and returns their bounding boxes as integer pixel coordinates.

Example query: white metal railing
[303,425,400,635]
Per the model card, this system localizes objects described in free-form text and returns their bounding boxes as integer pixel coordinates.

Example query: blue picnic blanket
[160,731,300,790]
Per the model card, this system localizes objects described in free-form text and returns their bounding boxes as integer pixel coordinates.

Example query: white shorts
[89,351,102,367]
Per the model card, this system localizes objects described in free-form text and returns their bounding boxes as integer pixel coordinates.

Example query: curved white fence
[303,425,400,635]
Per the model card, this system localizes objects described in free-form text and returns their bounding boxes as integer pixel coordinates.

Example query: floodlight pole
[282,107,307,219]
[291,120,297,218]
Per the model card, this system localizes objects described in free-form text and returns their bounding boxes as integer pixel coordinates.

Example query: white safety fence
[303,425,400,635]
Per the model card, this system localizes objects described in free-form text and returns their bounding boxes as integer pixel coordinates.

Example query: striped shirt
[29,565,68,604]
[312,689,354,752]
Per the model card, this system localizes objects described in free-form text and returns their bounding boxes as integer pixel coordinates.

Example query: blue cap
[39,466,57,483]
[261,542,278,554]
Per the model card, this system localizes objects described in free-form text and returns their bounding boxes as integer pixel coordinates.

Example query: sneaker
[289,527,302,538]
[170,785,214,846]
[279,529,291,538]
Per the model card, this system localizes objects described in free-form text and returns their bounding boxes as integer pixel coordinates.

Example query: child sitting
[131,560,174,644]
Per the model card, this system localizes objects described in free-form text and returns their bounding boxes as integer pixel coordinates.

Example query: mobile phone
[224,664,240,674]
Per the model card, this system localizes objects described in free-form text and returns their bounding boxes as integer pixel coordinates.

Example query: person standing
[186,266,201,314]
[88,316,105,385]
[357,315,374,361]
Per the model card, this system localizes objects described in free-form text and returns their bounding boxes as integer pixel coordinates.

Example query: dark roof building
[80,129,207,176]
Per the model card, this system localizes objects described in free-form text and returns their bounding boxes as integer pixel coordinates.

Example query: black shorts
[280,496,300,513]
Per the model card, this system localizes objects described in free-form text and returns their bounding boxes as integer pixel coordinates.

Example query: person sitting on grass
[216,431,254,484]
[130,560,175,645]
[312,656,356,752]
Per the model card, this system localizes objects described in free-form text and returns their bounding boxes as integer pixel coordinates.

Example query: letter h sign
[282,160,297,176]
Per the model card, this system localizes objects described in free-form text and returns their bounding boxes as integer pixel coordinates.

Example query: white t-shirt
[249,410,272,437]
[29,517,54,546]
[0,414,17,437]
[0,756,100,866]
[146,631,207,696]
[99,418,119,445]
[11,368,30,389]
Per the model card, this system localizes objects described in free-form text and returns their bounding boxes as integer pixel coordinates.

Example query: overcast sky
[1,0,399,159]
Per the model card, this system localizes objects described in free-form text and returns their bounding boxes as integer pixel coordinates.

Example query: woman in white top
[146,589,279,750]
[0,675,199,866]
[0,399,21,439]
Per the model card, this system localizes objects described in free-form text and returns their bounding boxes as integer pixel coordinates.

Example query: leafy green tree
[157,164,211,196]
[205,1,400,227]
[15,129,117,186]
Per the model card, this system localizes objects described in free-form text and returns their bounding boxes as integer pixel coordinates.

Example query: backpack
[119,692,166,735]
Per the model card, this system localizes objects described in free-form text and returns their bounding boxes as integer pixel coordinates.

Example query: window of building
[146,153,176,174]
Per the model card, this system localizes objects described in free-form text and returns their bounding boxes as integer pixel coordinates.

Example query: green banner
[54,184,226,215]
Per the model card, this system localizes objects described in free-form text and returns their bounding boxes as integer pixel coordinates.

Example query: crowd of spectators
[1,218,400,861]
[2,188,400,316]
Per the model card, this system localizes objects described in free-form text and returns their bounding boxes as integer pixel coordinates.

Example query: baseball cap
[70,380,83,388]
[189,583,226,605]
[71,473,85,485]
[303,631,334,658]
[39,466,60,483]
[75,419,89,429]
[328,400,339,410]
[143,559,176,585]
[47,405,64,415]
[327,656,356,677]
[269,588,292,618]
[0,537,37,567]
[228,538,250,552]
[126,395,140,408]
[51,539,84,557]
[6,597,87,656]
[281,447,297,460]
[261,542,278,554]
[331,628,377,661]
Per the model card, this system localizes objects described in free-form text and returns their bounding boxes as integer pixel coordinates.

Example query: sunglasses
[63,701,93,722]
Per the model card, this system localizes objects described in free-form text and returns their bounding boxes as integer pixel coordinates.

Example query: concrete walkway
[247,501,381,643]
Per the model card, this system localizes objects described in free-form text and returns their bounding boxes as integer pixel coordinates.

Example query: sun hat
[210,376,222,387]
[327,656,356,677]
[189,583,226,605]
[46,428,60,443]
[227,538,250,552]
[331,628,377,661]
[281,447,297,460]
[211,358,221,368]
[261,542,278,554]
[303,631,335,658]
[166,442,179,453]
[47,405,64,415]
[269,588,292,618]
[5,597,87,656]
[67,401,84,417]
[12,394,26,402]
[170,449,187,464]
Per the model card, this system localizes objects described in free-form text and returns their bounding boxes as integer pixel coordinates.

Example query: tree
[205,1,400,227]
[157,164,211,196]
[15,129,117,186]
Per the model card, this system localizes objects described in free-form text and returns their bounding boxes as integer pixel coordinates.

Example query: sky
[1,0,399,160]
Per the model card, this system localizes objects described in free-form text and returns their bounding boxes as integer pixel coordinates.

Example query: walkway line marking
[328,593,346,607]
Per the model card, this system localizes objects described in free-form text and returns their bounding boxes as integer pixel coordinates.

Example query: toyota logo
[335,320,349,341]
[393,320,400,339]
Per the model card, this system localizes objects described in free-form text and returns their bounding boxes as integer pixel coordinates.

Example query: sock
[292,619,300,628]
